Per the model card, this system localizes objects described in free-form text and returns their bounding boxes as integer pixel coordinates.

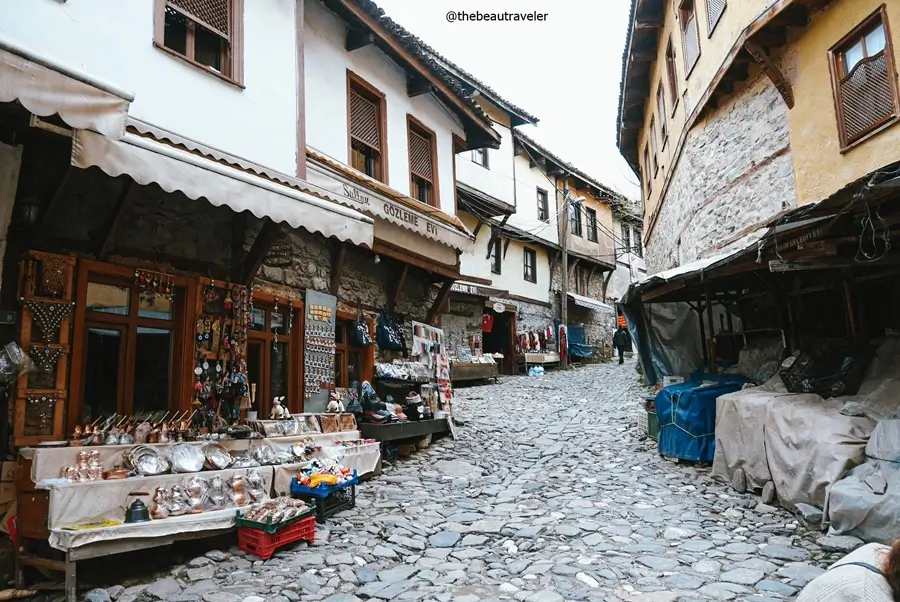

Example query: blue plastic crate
[290,470,358,497]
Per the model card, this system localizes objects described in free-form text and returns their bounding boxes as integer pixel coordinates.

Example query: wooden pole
[706,287,717,373]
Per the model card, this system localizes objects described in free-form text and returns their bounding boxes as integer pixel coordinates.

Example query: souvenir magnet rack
[303,289,337,410]
[16,251,76,446]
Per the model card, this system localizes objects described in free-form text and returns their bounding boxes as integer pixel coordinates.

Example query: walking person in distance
[613,325,631,365]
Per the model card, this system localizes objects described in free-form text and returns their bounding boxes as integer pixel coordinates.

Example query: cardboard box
[662,375,685,387]
[1,462,15,483]
[0,483,16,505]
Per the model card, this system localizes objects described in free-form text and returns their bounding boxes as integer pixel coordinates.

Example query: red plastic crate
[238,515,316,560]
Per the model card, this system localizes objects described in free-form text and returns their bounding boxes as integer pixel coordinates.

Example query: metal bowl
[202,443,233,471]
[124,445,170,476]
[169,444,205,473]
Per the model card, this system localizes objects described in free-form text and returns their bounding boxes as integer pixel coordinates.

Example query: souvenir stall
[8,252,381,601]
[365,319,453,450]
[518,325,560,372]
[449,334,500,383]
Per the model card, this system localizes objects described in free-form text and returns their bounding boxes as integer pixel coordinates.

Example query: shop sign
[341,182,444,240]
[493,302,507,313]
[451,283,478,296]
[775,227,823,253]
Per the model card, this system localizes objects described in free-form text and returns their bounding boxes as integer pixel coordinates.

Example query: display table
[15,429,380,602]
[519,352,561,370]
[358,418,450,442]
[450,362,498,383]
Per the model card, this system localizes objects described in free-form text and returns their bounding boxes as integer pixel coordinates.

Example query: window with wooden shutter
[665,40,679,114]
[154,0,243,84]
[679,0,701,76]
[657,86,668,147]
[707,0,727,35]
[523,248,537,283]
[649,118,659,175]
[586,208,598,242]
[408,117,439,207]
[537,188,549,222]
[643,145,652,196]
[829,6,899,150]
[348,73,387,182]
[621,224,632,254]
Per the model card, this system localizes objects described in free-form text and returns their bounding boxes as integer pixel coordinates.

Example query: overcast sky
[373,0,641,201]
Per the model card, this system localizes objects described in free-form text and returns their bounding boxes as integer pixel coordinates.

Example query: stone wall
[646,73,798,273]
[549,259,617,361]
[440,296,483,354]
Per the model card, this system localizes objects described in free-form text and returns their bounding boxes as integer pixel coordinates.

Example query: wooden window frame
[246,300,303,417]
[643,144,652,196]
[452,134,466,217]
[347,70,389,184]
[68,260,197,435]
[523,248,537,283]
[622,224,632,254]
[571,204,583,238]
[333,312,375,390]
[633,229,644,258]
[407,115,440,208]
[665,39,680,115]
[490,237,502,274]
[707,0,727,37]
[828,5,900,152]
[152,0,245,88]
[657,85,669,148]
[537,188,550,222]
[650,118,659,175]
[471,148,489,169]
[679,0,701,78]
[586,207,598,242]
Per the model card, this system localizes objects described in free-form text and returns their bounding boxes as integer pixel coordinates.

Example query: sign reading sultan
[342,182,441,238]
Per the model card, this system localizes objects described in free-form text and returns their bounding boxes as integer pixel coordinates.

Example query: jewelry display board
[16,251,76,446]
[303,289,337,412]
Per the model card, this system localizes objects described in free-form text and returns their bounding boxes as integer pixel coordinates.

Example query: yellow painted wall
[787,0,900,205]
[561,179,616,265]
[637,0,772,224]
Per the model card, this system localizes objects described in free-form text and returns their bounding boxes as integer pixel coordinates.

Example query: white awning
[567,292,613,312]
[71,130,374,249]
[0,37,132,139]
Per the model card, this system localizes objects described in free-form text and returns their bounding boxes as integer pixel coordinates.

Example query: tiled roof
[513,130,636,215]
[346,0,497,130]
[616,0,639,163]
[345,0,538,127]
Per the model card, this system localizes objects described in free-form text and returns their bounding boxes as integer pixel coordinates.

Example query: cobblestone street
[80,361,847,602]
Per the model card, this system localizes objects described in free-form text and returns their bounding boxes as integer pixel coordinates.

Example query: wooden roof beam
[745,41,794,108]
[346,28,374,52]
[407,74,433,98]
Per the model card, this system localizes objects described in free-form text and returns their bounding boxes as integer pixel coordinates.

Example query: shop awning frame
[71,129,375,250]
[567,292,613,312]
[0,36,132,139]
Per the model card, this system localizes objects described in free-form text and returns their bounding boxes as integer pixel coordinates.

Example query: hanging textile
[482,314,494,333]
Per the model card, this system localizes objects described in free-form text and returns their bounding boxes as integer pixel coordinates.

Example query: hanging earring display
[38,255,68,299]
[29,345,65,374]
[21,299,74,343]
[287,296,295,335]
[135,268,175,306]
[25,393,58,435]
[273,296,280,348]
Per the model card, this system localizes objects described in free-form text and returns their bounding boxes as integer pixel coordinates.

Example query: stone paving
[74,360,858,602]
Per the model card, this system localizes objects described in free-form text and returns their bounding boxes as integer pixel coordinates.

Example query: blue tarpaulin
[655,375,749,462]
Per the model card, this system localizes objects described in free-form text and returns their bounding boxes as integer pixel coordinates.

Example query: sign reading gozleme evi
[305,161,473,250]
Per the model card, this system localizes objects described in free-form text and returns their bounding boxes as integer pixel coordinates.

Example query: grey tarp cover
[713,337,900,509]
[826,414,900,544]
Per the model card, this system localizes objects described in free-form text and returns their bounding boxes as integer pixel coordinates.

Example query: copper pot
[104,469,128,480]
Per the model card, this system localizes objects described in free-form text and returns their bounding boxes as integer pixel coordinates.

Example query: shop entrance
[482,308,516,374]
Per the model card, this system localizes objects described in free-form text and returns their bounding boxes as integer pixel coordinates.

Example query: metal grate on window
[168,0,230,37]
[683,14,700,73]
[840,53,895,143]
[409,129,433,181]
[707,0,726,33]
[350,90,381,151]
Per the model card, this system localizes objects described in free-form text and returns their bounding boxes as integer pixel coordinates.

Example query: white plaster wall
[305,0,464,217]
[458,213,550,303]
[456,120,515,207]
[508,154,560,246]
[1,0,299,175]
[606,218,647,301]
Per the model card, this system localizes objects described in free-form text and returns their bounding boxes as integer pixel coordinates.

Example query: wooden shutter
[349,89,381,151]
[409,129,434,181]
[683,13,700,73]
[168,0,230,37]
[707,0,726,33]
[657,87,668,141]
[840,53,895,142]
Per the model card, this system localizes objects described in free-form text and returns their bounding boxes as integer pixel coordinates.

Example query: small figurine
[270,396,290,420]
[326,392,344,413]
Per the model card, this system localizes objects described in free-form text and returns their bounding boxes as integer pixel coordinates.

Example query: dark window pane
[83,328,121,422]
[349,351,361,386]
[133,327,172,413]
[163,8,189,55]
[195,25,224,72]
[271,310,287,335]
[86,283,130,315]
[270,342,289,400]
[247,342,263,414]
[335,351,345,388]
[250,308,266,331]
[334,323,346,344]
